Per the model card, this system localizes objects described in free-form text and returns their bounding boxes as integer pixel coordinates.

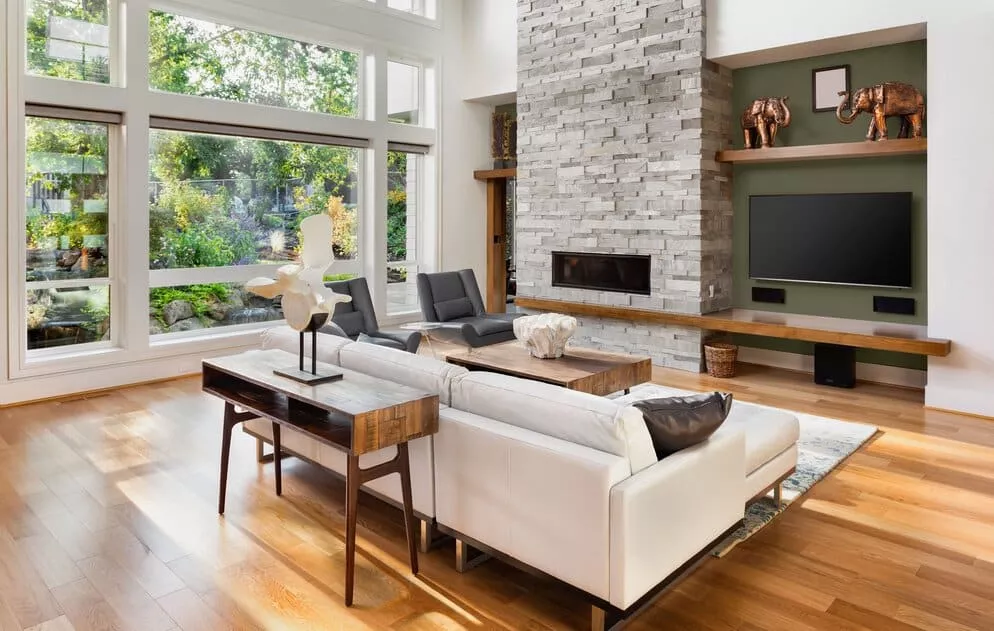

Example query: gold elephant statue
[836,82,925,141]
[740,96,791,148]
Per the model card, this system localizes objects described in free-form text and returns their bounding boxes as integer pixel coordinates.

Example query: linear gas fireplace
[551,252,651,295]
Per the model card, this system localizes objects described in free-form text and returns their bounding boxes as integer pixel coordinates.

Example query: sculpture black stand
[273,313,343,385]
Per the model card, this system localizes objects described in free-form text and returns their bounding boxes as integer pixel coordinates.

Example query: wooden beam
[514,296,951,357]
[474,167,517,180]
[716,138,926,164]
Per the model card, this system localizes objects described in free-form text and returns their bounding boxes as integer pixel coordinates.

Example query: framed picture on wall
[812,65,850,112]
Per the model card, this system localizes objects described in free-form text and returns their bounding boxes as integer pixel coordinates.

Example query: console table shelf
[716,138,927,164]
[514,297,951,357]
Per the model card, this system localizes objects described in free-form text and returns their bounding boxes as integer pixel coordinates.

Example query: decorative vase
[513,313,577,359]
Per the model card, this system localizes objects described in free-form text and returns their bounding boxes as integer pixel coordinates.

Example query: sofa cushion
[262,326,353,366]
[615,384,800,475]
[450,371,656,474]
[717,404,800,474]
[435,297,475,321]
[633,392,733,458]
[339,342,468,406]
[451,316,514,337]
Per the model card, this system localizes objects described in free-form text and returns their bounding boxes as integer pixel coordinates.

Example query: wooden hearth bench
[514,297,951,358]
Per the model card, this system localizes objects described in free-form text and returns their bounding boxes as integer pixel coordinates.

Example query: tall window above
[387,61,420,125]
[27,0,111,84]
[386,0,436,19]
[148,11,360,117]
[26,114,114,350]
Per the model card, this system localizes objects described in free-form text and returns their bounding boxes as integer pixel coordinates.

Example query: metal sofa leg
[454,538,490,573]
[591,606,606,631]
[418,519,440,554]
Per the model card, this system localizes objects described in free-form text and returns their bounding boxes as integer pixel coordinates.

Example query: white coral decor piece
[513,313,578,359]
[245,214,351,331]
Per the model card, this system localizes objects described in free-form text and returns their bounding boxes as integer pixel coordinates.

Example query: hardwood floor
[1,360,993,630]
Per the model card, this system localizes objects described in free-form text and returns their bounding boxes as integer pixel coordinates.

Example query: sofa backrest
[339,341,468,406]
[450,371,656,474]
[262,326,354,365]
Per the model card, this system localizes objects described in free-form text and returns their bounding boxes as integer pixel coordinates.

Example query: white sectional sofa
[244,327,799,630]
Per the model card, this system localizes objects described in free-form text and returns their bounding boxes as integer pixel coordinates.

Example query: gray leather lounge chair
[416,269,520,347]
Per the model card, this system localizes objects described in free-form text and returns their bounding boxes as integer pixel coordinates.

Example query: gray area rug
[614,384,878,557]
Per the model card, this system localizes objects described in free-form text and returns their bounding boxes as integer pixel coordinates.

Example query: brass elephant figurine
[836,82,925,141]
[741,96,791,148]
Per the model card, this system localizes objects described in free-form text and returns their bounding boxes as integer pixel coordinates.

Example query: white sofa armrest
[434,407,630,601]
[609,428,746,609]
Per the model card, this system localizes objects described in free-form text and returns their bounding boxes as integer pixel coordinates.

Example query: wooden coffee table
[445,344,651,396]
[202,349,439,607]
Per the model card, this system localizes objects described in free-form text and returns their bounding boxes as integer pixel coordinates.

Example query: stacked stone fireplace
[516,0,732,371]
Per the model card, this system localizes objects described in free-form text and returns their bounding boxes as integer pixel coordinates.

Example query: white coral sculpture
[246,214,351,331]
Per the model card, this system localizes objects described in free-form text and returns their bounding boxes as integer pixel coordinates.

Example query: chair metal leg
[454,538,490,573]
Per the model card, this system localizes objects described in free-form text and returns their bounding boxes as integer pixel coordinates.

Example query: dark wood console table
[202,349,439,606]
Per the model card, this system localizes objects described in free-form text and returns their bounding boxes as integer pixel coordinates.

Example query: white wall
[438,0,492,283]
[708,0,994,418]
[461,0,517,103]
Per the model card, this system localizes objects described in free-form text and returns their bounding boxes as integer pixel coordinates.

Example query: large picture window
[148,11,359,118]
[25,114,114,350]
[10,0,437,378]
[148,124,363,335]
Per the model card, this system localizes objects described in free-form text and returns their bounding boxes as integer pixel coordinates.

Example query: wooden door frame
[485,178,507,313]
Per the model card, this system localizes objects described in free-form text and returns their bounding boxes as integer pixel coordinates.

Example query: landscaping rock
[149,317,165,335]
[166,318,206,333]
[162,300,194,325]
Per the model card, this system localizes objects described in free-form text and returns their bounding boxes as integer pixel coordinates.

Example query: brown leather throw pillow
[632,392,733,459]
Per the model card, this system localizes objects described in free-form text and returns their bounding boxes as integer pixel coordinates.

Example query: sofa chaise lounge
[244,326,799,629]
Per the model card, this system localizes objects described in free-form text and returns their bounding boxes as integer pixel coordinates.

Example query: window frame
[4,0,440,381]
[15,109,124,371]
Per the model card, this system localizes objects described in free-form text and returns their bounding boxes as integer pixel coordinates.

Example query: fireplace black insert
[551,252,651,295]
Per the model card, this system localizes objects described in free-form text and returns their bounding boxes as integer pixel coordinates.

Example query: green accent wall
[730,41,927,371]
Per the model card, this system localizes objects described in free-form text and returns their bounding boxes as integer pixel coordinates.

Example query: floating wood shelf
[716,138,927,164]
[515,296,951,357]
[474,167,517,180]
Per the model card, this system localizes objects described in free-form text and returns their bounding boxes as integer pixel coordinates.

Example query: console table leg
[398,443,419,574]
[218,403,238,515]
[344,454,360,607]
[272,423,282,496]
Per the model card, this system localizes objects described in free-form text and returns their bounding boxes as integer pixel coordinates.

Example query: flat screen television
[749,192,913,289]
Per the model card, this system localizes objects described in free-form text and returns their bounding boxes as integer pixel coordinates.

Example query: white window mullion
[123,0,152,353]
[365,45,389,318]
[0,0,11,382]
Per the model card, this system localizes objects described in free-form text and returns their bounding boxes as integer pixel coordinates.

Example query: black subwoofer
[814,343,856,389]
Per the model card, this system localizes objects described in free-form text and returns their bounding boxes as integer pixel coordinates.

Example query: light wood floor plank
[0,356,990,629]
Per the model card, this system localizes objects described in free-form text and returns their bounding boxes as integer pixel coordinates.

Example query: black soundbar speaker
[814,343,856,389]
[873,295,916,316]
[752,286,786,304]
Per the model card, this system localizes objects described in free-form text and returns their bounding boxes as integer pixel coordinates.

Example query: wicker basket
[704,342,738,378]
